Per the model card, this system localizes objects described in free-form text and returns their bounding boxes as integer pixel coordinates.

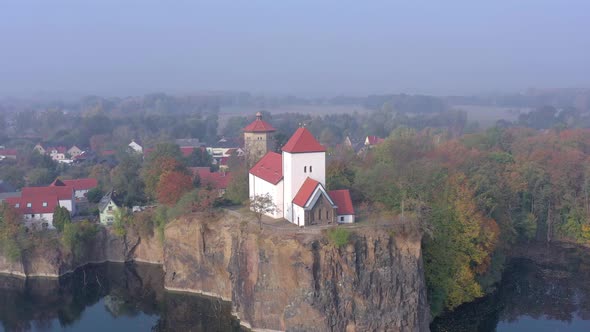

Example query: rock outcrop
[0,212,429,331]
[162,215,429,332]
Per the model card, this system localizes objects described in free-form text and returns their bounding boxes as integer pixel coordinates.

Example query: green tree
[52,206,71,232]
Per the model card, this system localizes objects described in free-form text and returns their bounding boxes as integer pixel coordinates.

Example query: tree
[0,203,25,261]
[250,194,278,229]
[143,156,187,200]
[52,206,71,232]
[185,148,213,167]
[156,171,194,206]
[87,187,104,204]
[27,168,55,186]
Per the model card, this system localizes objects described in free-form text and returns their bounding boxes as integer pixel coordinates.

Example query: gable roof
[0,149,18,156]
[243,119,276,133]
[249,152,283,184]
[366,136,385,146]
[98,190,121,211]
[62,178,98,191]
[329,190,355,215]
[6,195,59,214]
[292,177,321,207]
[282,128,326,153]
[191,167,231,189]
[21,186,73,201]
[50,178,67,186]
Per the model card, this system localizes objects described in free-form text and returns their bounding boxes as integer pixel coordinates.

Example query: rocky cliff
[162,214,429,332]
[0,213,429,331]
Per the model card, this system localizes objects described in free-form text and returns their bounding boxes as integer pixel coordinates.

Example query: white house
[5,185,75,229]
[249,126,354,226]
[128,140,143,154]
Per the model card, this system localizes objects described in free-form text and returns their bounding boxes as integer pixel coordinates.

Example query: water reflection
[431,245,590,332]
[0,263,243,332]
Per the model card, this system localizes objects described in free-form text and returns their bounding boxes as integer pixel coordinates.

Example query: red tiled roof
[0,149,18,156]
[180,146,196,157]
[366,136,385,145]
[329,190,355,215]
[293,177,320,207]
[50,179,67,186]
[6,195,59,214]
[249,152,283,184]
[22,186,73,201]
[62,178,98,191]
[191,167,231,189]
[243,119,276,133]
[282,128,326,153]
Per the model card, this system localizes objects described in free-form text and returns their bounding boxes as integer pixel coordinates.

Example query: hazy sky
[1,1,589,97]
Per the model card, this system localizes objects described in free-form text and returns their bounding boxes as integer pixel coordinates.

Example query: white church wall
[293,204,306,226]
[249,174,283,219]
[283,151,325,224]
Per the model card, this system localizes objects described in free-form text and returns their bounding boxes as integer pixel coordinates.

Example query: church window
[326,211,329,219]
[310,166,313,172]
[318,209,321,220]
[304,166,307,173]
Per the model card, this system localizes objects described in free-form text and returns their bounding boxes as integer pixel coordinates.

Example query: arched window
[310,166,313,173]
[326,211,329,219]
[304,166,307,173]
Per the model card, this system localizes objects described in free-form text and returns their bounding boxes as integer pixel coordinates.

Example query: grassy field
[452,104,530,128]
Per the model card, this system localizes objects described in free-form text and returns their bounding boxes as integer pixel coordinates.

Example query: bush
[327,228,351,248]
[61,220,99,258]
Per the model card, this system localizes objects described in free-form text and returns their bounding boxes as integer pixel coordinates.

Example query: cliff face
[0,213,429,331]
[162,215,429,332]
[0,226,162,278]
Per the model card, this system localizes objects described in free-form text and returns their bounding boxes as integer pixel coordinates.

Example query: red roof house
[329,190,355,215]
[365,136,385,146]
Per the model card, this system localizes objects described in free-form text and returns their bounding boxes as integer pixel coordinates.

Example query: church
[246,113,354,226]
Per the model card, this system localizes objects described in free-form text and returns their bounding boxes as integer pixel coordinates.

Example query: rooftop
[249,152,283,184]
[282,127,326,153]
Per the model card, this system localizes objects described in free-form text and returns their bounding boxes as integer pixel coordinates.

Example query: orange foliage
[156,171,194,206]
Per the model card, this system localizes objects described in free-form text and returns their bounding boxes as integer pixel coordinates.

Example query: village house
[67,145,84,158]
[128,140,143,154]
[365,135,385,147]
[98,190,121,225]
[5,185,75,229]
[33,143,46,155]
[48,146,68,161]
[50,178,98,199]
[190,167,231,197]
[0,148,18,160]
[248,117,355,226]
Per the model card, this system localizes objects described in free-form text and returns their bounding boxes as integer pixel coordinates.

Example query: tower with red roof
[243,112,276,165]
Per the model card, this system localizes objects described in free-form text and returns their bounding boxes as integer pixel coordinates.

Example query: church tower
[243,112,276,165]
[282,127,326,223]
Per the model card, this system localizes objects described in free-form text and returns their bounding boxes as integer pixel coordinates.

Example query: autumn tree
[156,170,194,206]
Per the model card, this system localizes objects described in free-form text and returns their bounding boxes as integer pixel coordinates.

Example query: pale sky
[0,1,589,97]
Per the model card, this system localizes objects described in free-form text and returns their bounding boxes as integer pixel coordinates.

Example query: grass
[327,228,351,248]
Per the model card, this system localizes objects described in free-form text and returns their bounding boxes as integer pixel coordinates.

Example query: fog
[1,0,589,97]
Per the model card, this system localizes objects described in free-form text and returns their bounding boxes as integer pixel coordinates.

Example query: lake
[0,262,243,332]
[431,244,590,332]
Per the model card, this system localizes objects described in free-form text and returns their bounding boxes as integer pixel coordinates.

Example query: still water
[432,245,590,332]
[0,262,243,332]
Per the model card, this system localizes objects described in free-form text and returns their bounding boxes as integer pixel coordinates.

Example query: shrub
[327,228,351,248]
